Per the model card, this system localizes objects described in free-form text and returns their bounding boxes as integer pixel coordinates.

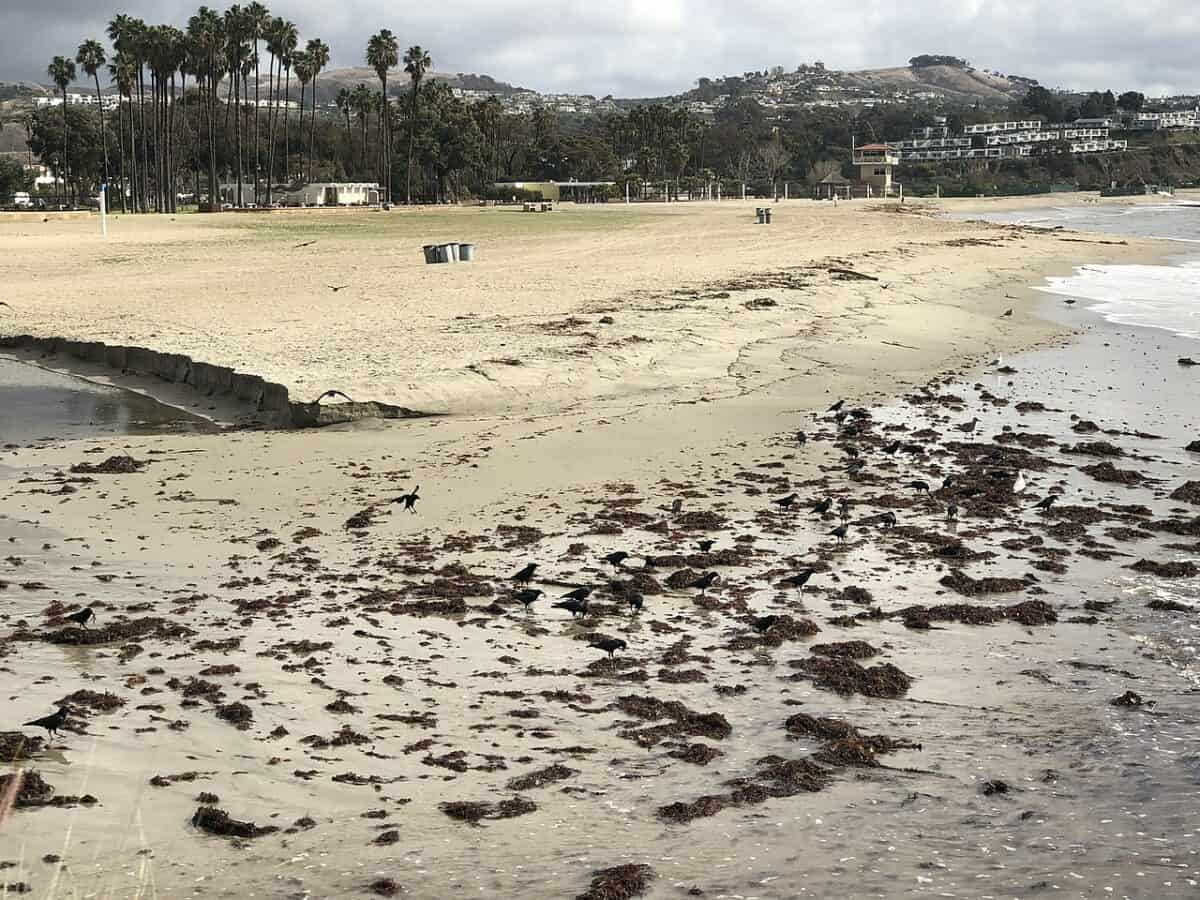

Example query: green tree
[304,38,330,184]
[366,29,399,199]
[403,44,431,203]
[46,56,77,205]
[245,2,270,203]
[0,156,33,200]
[1117,91,1145,113]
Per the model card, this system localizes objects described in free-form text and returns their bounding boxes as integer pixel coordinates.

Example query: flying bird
[392,486,420,513]
[294,239,317,248]
[1001,308,1013,318]
[326,284,350,292]
[64,607,95,628]
[314,390,353,404]
[24,706,69,742]
[827,399,845,413]
[590,637,627,658]
[512,563,538,583]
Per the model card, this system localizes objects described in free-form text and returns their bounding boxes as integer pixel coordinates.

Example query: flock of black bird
[16,393,1069,749]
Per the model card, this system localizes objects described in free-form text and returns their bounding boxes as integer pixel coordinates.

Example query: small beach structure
[852,143,900,197]
[815,171,851,200]
[287,183,381,207]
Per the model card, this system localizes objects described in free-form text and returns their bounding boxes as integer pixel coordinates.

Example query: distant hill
[254,67,531,105]
[839,64,1029,103]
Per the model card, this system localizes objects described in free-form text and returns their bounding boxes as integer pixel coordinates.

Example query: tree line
[39,5,432,210]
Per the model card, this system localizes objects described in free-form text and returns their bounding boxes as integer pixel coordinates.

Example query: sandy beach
[2,195,1199,899]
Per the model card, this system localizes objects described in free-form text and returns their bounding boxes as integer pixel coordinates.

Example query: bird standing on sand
[670,498,683,515]
[626,593,644,614]
[690,572,719,594]
[560,586,593,603]
[1032,495,1058,514]
[552,596,590,618]
[796,431,807,445]
[880,511,897,528]
[882,440,901,455]
[838,498,852,522]
[64,607,95,628]
[514,589,543,610]
[604,551,630,568]
[512,563,538,583]
[772,493,798,511]
[696,540,715,553]
[751,615,780,634]
[24,706,69,742]
[314,390,353,404]
[591,637,627,658]
[781,569,815,590]
[829,524,849,543]
[909,480,930,494]
[827,399,845,413]
[956,418,979,434]
[946,504,958,521]
[812,497,833,516]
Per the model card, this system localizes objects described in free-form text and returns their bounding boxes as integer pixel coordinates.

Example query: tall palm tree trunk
[234,72,244,206]
[93,72,111,188]
[264,54,276,205]
[308,75,317,184]
[116,98,128,212]
[283,67,291,184]
[60,87,72,206]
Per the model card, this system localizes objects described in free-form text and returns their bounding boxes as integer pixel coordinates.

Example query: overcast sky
[2,0,1197,98]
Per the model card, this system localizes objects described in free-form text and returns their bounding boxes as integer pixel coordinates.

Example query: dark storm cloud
[2,0,1197,97]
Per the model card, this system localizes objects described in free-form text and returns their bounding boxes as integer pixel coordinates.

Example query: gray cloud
[2,0,1197,97]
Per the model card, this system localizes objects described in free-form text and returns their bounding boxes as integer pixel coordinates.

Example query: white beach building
[287,183,381,207]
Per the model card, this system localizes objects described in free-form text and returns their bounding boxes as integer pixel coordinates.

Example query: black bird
[811,497,833,515]
[941,475,956,491]
[512,563,538,583]
[696,540,715,553]
[880,511,897,528]
[772,493,798,511]
[314,389,353,404]
[781,569,815,590]
[844,446,860,459]
[690,571,719,593]
[24,706,69,741]
[294,239,318,248]
[956,418,979,434]
[514,588,543,609]
[882,440,901,455]
[560,586,593,603]
[326,284,350,292]
[1032,495,1058,513]
[1179,357,1198,367]
[0,300,13,309]
[796,431,807,445]
[751,615,780,634]
[392,486,420,513]
[829,524,849,543]
[838,498,852,521]
[64,607,95,628]
[590,637,627,658]
[1064,298,1077,305]
[670,498,683,515]
[827,399,845,413]
[604,551,631,567]
[846,459,866,476]
[946,504,959,521]
[626,593,644,614]
[1001,308,1013,318]
[908,480,930,494]
[552,596,590,618]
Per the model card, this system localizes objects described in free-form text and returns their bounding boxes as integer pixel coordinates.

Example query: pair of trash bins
[755,207,773,224]
[423,242,475,264]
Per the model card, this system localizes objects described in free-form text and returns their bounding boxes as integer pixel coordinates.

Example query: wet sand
[2,197,1199,898]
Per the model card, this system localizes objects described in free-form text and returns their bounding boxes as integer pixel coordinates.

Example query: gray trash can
[447,242,460,263]
[764,208,772,224]
[423,244,437,264]
[755,208,765,224]
[459,243,474,262]
[436,244,451,263]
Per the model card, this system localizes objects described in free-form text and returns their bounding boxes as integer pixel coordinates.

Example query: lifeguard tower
[852,142,900,197]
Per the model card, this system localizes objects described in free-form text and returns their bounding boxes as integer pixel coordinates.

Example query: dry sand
[2,195,1198,898]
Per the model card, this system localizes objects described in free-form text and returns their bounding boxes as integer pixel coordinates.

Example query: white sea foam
[1036,261,1200,341]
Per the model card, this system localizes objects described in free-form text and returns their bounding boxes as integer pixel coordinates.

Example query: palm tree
[403,45,431,204]
[265,18,297,195]
[108,53,135,212]
[75,39,110,191]
[351,83,373,174]
[366,29,398,201]
[223,6,249,206]
[245,2,270,204]
[107,14,140,210]
[46,56,77,206]
[304,38,329,184]
[336,87,352,173]
[293,50,312,183]
[186,6,224,211]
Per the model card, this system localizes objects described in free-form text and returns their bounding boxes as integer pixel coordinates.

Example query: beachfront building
[286,183,381,207]
[852,143,900,196]
[1131,109,1198,131]
[893,118,1127,163]
[493,180,616,202]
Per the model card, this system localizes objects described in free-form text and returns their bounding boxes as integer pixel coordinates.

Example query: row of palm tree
[47,6,432,211]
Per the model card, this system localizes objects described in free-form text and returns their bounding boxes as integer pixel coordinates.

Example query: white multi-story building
[895,118,1127,163]
[1131,109,1198,131]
